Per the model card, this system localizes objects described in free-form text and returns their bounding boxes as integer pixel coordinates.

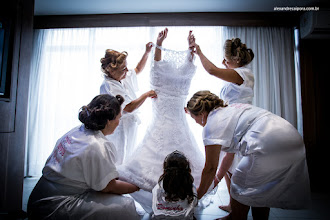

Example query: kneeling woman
[186,91,310,219]
[28,94,140,219]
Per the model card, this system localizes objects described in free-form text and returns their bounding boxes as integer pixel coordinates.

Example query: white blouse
[42,125,118,192]
[203,103,269,154]
[219,67,254,104]
[100,69,139,110]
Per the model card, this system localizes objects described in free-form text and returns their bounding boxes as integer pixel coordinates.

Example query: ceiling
[34,0,322,15]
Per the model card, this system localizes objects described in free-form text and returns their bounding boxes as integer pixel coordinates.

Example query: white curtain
[26,26,298,176]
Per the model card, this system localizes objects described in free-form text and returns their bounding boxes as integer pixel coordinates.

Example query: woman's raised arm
[154,28,168,61]
[135,42,153,75]
[193,44,243,85]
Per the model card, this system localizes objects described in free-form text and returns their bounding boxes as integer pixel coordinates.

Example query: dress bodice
[149,49,196,121]
[150,49,196,97]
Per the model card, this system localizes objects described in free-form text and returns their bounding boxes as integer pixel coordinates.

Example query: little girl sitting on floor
[152,151,198,219]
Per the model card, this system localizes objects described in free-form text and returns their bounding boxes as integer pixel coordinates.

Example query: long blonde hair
[186,90,227,115]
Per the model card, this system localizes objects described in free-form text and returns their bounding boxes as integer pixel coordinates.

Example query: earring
[202,116,204,125]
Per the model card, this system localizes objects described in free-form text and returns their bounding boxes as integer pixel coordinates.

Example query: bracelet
[215,175,221,182]
[152,43,163,50]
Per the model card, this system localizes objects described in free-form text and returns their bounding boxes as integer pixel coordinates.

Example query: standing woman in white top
[28,94,140,219]
[189,35,255,212]
[100,43,157,165]
[189,36,254,104]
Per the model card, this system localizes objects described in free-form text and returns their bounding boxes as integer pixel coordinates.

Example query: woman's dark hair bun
[78,94,124,131]
[231,38,242,50]
[116,95,124,106]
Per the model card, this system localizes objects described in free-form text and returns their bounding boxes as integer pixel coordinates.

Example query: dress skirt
[230,114,311,209]
[107,113,139,166]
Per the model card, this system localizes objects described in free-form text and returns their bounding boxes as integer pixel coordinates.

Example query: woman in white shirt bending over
[152,151,198,220]
[100,44,157,165]
[28,94,140,220]
[189,35,255,213]
[186,91,310,220]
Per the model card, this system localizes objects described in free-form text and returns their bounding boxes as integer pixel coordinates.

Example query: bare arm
[135,42,153,75]
[154,28,168,61]
[101,179,139,194]
[154,47,162,62]
[123,90,157,113]
[197,144,221,199]
[194,44,243,85]
[214,152,235,187]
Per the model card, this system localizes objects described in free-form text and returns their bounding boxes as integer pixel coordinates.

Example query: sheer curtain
[26,26,298,176]
[25,26,224,176]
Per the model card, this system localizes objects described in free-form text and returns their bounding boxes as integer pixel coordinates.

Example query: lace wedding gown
[118,47,205,212]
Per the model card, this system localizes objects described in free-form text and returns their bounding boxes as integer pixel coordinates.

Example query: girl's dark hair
[79,94,124,131]
[158,151,196,204]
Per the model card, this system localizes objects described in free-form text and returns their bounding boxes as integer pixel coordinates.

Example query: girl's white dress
[152,181,198,219]
[100,70,140,165]
[28,125,139,219]
[118,48,205,212]
[203,103,311,209]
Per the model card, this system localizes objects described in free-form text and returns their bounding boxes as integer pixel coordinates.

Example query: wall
[34,12,300,28]
[0,0,34,213]
[300,38,328,192]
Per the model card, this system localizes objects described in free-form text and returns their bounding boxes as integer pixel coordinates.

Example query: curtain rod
[34,12,300,29]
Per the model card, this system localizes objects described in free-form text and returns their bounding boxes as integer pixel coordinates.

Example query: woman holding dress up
[189,34,255,213]
[185,90,310,220]
[100,44,157,165]
[28,94,140,219]
[188,34,254,105]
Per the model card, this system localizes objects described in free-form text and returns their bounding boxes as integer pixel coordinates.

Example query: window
[26,26,299,176]
[26,26,224,176]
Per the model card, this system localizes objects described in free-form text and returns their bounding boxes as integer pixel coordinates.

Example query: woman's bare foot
[219,204,232,213]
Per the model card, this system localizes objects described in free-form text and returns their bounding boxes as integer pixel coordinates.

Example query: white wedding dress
[118,47,206,212]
